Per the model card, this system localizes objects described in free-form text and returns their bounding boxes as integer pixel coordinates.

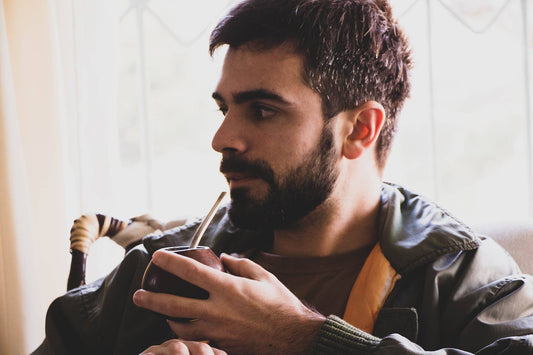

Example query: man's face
[211,44,340,230]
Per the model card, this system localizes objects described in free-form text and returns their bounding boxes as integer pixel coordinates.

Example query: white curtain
[0,0,119,353]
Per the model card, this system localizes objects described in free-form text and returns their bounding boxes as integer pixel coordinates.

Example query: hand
[140,339,226,355]
[133,251,326,354]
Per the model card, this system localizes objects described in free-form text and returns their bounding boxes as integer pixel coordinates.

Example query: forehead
[215,43,311,99]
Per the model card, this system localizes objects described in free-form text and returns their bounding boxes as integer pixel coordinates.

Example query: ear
[342,101,385,160]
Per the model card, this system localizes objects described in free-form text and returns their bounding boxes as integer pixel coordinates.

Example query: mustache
[220,156,275,186]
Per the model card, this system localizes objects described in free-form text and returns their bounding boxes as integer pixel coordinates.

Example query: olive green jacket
[34,184,533,354]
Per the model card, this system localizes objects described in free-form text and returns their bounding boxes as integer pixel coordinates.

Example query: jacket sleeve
[312,316,533,354]
[32,245,174,355]
[311,238,533,354]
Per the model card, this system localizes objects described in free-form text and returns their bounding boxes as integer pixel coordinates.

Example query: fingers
[151,250,227,291]
[140,339,226,355]
[140,339,190,355]
[150,250,272,292]
[166,321,230,353]
[167,319,210,342]
[220,253,273,281]
[133,290,208,320]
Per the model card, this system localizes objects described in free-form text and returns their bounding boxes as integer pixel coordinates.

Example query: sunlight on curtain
[0,2,29,352]
[1,0,121,353]
[66,0,124,282]
[0,0,70,353]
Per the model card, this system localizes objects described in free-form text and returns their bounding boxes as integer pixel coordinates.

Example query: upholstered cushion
[474,221,533,275]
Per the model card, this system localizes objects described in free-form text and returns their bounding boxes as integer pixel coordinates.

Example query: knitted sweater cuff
[312,315,381,354]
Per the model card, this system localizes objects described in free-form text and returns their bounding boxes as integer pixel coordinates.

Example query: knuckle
[239,257,255,268]
[264,270,278,281]
[241,258,271,277]
[168,341,188,351]
[195,342,212,351]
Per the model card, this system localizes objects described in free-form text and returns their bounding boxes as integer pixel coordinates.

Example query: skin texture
[134,43,387,354]
[140,339,226,355]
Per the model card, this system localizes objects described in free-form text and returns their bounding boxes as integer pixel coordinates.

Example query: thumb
[220,253,271,281]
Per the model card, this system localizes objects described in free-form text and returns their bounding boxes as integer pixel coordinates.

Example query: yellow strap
[342,243,400,333]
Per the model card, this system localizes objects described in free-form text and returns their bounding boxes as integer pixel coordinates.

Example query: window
[115,0,238,221]
[385,0,532,225]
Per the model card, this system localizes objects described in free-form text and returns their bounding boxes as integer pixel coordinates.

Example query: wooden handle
[67,214,128,290]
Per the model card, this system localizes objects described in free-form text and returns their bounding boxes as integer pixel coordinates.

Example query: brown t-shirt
[251,245,373,317]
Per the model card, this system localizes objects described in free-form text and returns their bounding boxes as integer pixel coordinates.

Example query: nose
[211,113,248,154]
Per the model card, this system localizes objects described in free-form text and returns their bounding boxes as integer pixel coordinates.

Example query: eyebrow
[212,89,292,106]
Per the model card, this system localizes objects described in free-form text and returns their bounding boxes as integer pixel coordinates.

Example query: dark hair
[209,0,412,168]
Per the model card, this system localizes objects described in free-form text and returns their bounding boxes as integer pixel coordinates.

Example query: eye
[250,103,277,121]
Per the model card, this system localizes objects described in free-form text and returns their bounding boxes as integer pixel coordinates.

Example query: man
[35,0,533,354]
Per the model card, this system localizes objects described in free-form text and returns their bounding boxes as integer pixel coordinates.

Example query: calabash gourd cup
[141,246,224,300]
[140,192,227,321]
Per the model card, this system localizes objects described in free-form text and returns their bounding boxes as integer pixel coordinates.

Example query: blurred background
[1,0,532,353]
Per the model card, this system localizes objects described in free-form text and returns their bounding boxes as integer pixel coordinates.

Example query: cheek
[249,112,326,169]
[265,135,321,176]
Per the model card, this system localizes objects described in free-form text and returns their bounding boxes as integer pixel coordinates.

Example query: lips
[224,172,251,180]
[219,156,275,187]
[223,172,260,189]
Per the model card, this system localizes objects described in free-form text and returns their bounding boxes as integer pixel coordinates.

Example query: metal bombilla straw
[189,191,227,249]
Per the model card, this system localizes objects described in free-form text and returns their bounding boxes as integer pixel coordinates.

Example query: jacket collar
[378,183,480,274]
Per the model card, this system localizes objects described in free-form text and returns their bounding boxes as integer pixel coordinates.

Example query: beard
[220,126,339,230]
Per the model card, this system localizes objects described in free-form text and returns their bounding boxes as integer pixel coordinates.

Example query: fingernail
[152,251,163,265]
[133,290,144,303]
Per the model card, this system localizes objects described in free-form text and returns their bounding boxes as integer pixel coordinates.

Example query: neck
[271,179,382,257]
